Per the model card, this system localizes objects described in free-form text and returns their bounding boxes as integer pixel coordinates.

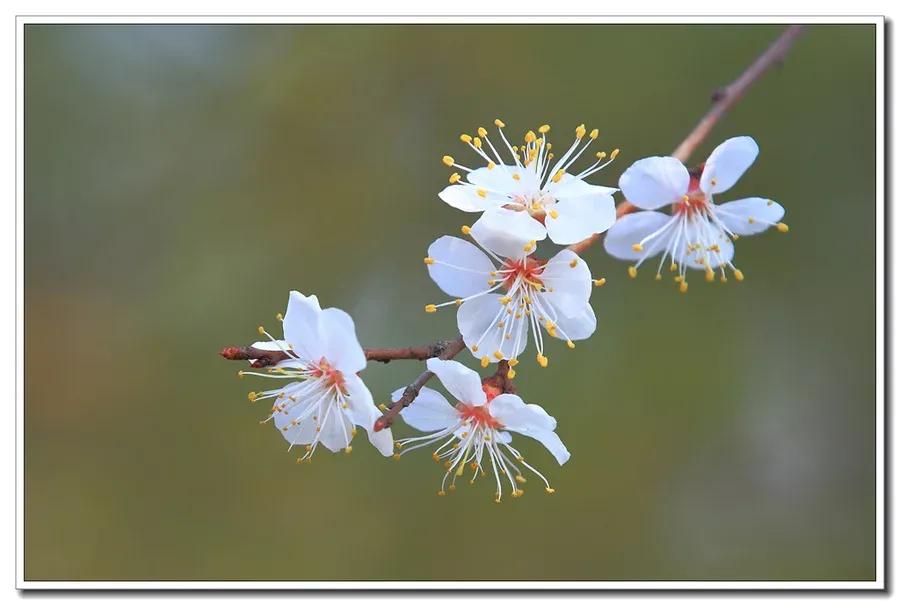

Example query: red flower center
[456,385,504,429]
[501,257,545,290]
[309,358,346,392]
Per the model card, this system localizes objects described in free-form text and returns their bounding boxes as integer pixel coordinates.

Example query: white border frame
[14,15,885,591]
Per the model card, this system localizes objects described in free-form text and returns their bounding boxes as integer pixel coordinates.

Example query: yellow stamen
[631,243,643,252]
[257,325,265,335]
[589,128,599,139]
[507,368,516,379]
[627,266,637,279]
[461,225,471,235]
[569,258,578,268]
[545,487,556,494]
[549,209,559,219]
[536,354,548,368]
[566,340,575,349]
[424,304,437,313]
[478,126,488,138]
[449,172,461,184]
[473,137,482,149]
[442,155,454,166]
[481,355,490,368]
[524,130,536,143]
[679,281,689,294]
[494,118,505,128]
[493,350,504,360]
[593,278,606,287]
[459,134,472,144]
[575,124,586,139]
[734,269,745,282]
[610,148,620,160]
[777,222,790,233]
[477,189,487,198]
[423,257,435,265]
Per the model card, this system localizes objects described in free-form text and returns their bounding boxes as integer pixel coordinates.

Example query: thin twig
[220,338,460,368]
[567,25,805,257]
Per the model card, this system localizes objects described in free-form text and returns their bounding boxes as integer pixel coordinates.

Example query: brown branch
[567,24,805,257]
[373,336,467,432]
[220,338,461,368]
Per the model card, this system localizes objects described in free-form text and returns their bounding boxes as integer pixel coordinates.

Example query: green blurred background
[24,24,876,581]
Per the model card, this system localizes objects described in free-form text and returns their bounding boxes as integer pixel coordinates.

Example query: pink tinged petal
[545,193,617,245]
[603,211,673,261]
[457,294,528,364]
[438,185,497,212]
[425,358,487,406]
[547,173,617,199]
[343,373,393,456]
[318,307,366,374]
[470,207,546,260]
[489,394,570,465]
[393,386,459,431]
[700,136,759,195]
[713,197,785,236]
[538,249,592,317]
[553,302,596,341]
[426,236,496,298]
[282,291,324,361]
[619,156,690,210]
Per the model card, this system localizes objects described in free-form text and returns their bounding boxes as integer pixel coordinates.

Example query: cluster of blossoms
[229,121,787,503]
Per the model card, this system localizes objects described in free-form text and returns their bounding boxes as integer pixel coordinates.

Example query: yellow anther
[378,403,388,411]
[460,225,472,236]
[593,278,606,287]
[448,484,456,492]
[512,173,521,181]
[477,189,487,198]
[674,275,683,283]
[423,256,435,265]
[487,279,497,286]
[575,124,586,139]
[679,281,689,294]
[393,453,401,460]
[536,353,549,368]
[524,130,537,143]
[442,155,454,166]
[471,344,479,353]
[551,169,565,183]
[487,161,496,170]
[734,269,745,282]
[549,209,559,219]
[610,148,620,160]
[777,222,790,233]
[493,350,504,360]
[478,126,488,138]
[498,296,511,305]
[437,490,446,496]
[515,475,527,484]
[627,266,637,279]
[247,391,257,402]
[655,273,662,281]
[596,151,607,160]
[344,446,352,454]
[275,312,284,322]
[589,128,599,139]
[705,268,715,282]
[566,340,575,349]
[569,258,578,268]
[473,137,482,149]
[455,298,462,306]
[237,370,244,378]
[631,243,643,252]
[424,304,437,313]
[669,262,677,272]
[494,118,505,128]
[507,368,516,379]
[710,177,718,186]
[459,134,472,144]
[481,356,490,368]
[535,124,549,134]
[545,487,556,494]
[523,240,536,252]
[448,172,461,184]
[257,325,265,335]
[748,217,756,224]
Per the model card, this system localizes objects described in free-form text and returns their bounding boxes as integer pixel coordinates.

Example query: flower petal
[713,197,785,236]
[538,249,592,317]
[489,394,570,465]
[700,136,759,195]
[603,210,674,261]
[425,358,486,406]
[544,193,617,244]
[680,218,735,270]
[282,291,323,362]
[546,173,618,199]
[318,307,366,374]
[426,236,496,298]
[466,164,526,195]
[273,392,317,446]
[438,184,497,212]
[553,302,597,341]
[318,409,356,453]
[457,294,528,364]
[470,207,546,259]
[619,156,689,210]
[343,373,393,456]
[395,386,459,431]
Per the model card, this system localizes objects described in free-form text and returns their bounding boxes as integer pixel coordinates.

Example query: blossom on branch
[439,120,619,245]
[242,291,393,460]
[604,136,788,292]
[423,215,600,370]
[393,359,570,502]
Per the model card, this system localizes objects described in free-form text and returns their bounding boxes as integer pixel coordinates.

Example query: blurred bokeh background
[24,24,876,581]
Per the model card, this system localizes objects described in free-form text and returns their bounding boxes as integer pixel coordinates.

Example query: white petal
[545,193,617,245]
[489,394,570,465]
[713,197,785,236]
[457,294,528,364]
[603,211,673,261]
[282,291,323,362]
[466,165,523,195]
[318,308,366,374]
[538,249,592,317]
[251,339,290,351]
[680,218,735,270]
[619,156,689,210]
[426,236,496,298]
[343,373,393,456]
[395,386,459,431]
[553,302,597,341]
[546,173,618,199]
[425,358,486,406]
[701,136,759,195]
[470,207,546,259]
[273,391,317,446]
[318,409,356,452]
[438,184,497,212]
